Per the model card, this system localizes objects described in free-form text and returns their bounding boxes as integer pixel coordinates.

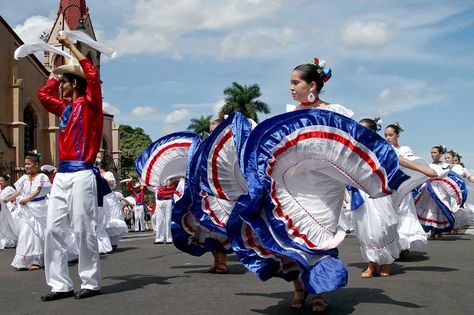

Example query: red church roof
[58,0,89,30]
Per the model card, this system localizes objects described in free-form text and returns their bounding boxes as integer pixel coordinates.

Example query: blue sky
[2,0,474,168]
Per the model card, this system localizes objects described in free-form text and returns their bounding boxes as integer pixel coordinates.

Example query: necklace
[300,98,320,107]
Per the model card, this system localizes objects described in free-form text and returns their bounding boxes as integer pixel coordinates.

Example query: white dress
[351,191,401,264]
[105,190,128,246]
[96,171,114,253]
[448,165,474,227]
[394,146,428,250]
[11,174,51,268]
[0,186,18,249]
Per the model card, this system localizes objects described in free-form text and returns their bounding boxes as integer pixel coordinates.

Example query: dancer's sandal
[361,262,376,278]
[379,264,390,277]
[208,260,219,273]
[290,288,307,310]
[213,263,228,274]
[312,295,328,313]
[28,264,41,271]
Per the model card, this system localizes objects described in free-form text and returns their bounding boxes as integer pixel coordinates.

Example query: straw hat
[133,182,141,189]
[53,58,85,78]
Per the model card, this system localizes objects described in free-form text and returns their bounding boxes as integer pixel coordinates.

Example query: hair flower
[309,56,332,83]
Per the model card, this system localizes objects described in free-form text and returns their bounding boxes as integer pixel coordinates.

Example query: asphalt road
[1,232,473,315]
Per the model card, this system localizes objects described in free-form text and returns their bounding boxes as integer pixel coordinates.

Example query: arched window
[102,137,109,156]
[23,106,37,154]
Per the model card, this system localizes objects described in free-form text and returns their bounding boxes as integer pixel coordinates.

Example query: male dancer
[38,34,103,301]
[128,180,147,232]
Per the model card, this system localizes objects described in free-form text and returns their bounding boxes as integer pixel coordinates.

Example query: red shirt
[128,181,146,204]
[37,59,103,164]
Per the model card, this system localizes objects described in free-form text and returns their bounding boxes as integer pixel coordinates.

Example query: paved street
[1,232,473,315]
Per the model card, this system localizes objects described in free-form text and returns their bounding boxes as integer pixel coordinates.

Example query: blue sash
[57,160,112,207]
[31,196,46,202]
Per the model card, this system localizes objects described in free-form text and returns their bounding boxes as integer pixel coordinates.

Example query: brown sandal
[28,264,41,271]
[290,288,307,310]
[379,264,390,277]
[212,262,228,274]
[361,262,377,278]
[312,295,328,313]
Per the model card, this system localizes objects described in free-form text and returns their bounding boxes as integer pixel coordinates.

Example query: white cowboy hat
[53,58,86,78]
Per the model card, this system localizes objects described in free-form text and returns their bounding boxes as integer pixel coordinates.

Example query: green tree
[119,124,152,179]
[219,82,270,123]
[39,31,50,43]
[187,114,213,138]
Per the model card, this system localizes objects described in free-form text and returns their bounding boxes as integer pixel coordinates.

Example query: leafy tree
[219,82,270,123]
[119,124,152,179]
[39,31,50,43]
[187,114,213,138]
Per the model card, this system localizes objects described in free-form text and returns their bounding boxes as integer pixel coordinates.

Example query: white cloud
[162,124,178,134]
[213,100,225,115]
[373,79,442,113]
[131,106,156,118]
[341,20,393,49]
[103,101,121,115]
[378,89,393,101]
[219,31,276,58]
[106,0,285,56]
[164,108,191,124]
[14,15,55,44]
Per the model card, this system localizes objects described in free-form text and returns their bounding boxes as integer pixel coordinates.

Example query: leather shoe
[74,289,101,299]
[41,290,74,301]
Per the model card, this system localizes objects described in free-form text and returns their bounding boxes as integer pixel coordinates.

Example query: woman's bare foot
[379,264,390,277]
[312,294,327,312]
[361,262,376,278]
[208,260,219,273]
[28,264,41,271]
[290,288,307,310]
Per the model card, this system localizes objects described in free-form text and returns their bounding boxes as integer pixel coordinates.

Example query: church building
[0,0,120,180]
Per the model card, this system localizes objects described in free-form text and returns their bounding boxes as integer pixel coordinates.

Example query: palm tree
[219,82,270,123]
[187,114,213,138]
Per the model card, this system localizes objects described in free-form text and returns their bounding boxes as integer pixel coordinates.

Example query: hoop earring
[307,92,316,103]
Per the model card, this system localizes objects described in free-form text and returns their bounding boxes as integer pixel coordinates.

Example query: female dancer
[4,153,51,270]
[431,145,447,166]
[0,174,17,249]
[384,123,436,255]
[228,58,409,313]
[354,119,437,278]
[99,162,128,251]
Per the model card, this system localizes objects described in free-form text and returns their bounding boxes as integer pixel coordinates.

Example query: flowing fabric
[105,192,128,244]
[174,112,252,255]
[59,30,117,58]
[228,108,409,294]
[392,148,431,250]
[171,137,235,256]
[0,186,18,249]
[414,171,465,233]
[14,42,73,60]
[136,132,200,187]
[350,190,401,264]
[11,174,51,268]
[193,112,251,235]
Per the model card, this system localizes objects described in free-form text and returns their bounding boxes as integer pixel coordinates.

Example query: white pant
[44,170,101,292]
[154,199,172,242]
[134,205,145,231]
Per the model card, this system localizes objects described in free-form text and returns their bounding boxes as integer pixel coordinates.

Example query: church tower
[44,0,100,71]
